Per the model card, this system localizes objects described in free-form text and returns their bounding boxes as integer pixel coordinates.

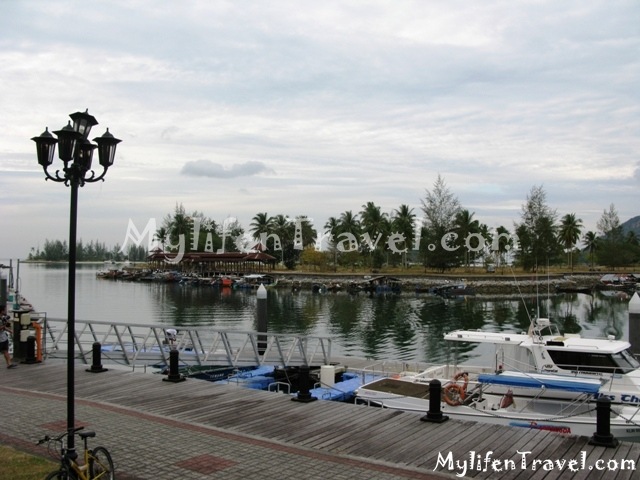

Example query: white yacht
[435,318,640,405]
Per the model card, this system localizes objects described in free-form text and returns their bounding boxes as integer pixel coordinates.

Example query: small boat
[233,274,275,289]
[429,282,475,298]
[597,274,637,292]
[360,276,402,295]
[437,317,640,405]
[355,370,640,441]
[554,281,593,295]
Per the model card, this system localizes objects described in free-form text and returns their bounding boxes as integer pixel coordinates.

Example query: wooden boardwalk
[5,363,640,479]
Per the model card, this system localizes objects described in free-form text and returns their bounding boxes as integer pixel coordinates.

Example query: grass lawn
[0,444,57,480]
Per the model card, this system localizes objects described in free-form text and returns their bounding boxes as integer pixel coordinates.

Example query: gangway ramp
[42,318,332,368]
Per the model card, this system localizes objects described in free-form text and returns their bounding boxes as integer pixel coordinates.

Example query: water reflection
[13,262,633,363]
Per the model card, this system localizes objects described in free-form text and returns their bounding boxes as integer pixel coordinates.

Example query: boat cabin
[444,318,640,379]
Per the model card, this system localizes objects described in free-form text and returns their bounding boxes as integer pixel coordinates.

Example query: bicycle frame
[39,427,114,480]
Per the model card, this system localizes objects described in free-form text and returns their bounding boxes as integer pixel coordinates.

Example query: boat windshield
[618,348,640,370]
[547,348,640,375]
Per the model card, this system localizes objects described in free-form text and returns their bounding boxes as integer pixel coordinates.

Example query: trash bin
[11,310,32,361]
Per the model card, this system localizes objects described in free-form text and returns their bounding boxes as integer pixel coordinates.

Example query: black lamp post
[32,110,121,458]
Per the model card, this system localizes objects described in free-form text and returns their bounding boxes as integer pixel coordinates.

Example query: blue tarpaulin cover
[477,372,601,394]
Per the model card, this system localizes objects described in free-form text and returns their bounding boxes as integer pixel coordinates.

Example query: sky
[1,1,639,259]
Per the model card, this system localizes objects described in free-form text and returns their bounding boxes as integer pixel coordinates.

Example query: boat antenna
[536,260,540,320]
[510,265,534,325]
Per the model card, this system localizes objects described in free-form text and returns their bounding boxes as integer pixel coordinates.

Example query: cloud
[0,1,639,258]
[180,160,274,178]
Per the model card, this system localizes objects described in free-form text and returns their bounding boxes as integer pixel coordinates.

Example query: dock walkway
[1,363,638,479]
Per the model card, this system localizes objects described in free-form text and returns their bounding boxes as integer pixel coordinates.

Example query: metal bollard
[291,365,317,403]
[163,349,186,383]
[589,397,619,447]
[86,342,108,373]
[24,335,38,364]
[420,379,449,423]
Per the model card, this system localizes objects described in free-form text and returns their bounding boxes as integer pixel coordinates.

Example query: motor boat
[355,370,640,441]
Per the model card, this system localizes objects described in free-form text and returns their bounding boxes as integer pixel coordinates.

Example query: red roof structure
[147,250,277,274]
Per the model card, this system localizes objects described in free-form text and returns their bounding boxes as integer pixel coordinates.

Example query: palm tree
[293,215,317,249]
[583,231,598,271]
[338,210,361,239]
[338,211,361,269]
[494,225,511,273]
[559,213,583,272]
[324,216,340,271]
[391,204,416,268]
[168,204,192,252]
[359,202,389,268]
[154,227,168,251]
[250,212,273,241]
[271,214,292,265]
[454,209,480,268]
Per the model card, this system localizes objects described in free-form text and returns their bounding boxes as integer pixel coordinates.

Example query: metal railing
[42,317,332,368]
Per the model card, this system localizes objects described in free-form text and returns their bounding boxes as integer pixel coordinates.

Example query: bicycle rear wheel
[90,446,115,480]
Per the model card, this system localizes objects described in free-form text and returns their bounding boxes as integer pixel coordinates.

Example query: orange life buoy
[453,371,469,390]
[443,384,466,406]
[443,372,469,406]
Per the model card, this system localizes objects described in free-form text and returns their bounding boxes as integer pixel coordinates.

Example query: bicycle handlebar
[36,426,85,445]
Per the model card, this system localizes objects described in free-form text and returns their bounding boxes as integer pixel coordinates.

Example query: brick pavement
[0,381,449,480]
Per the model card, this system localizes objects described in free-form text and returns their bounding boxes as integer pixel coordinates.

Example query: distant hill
[621,216,640,237]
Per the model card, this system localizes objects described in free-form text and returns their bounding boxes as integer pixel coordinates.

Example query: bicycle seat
[78,431,96,439]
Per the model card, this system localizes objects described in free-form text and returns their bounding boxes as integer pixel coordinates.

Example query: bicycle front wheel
[45,469,72,480]
[90,447,115,480]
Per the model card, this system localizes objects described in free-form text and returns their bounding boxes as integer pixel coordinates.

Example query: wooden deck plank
[612,442,639,480]
[523,435,585,480]
[8,363,638,480]
[417,423,519,478]
[321,409,416,454]
[346,410,430,457]
[296,409,398,449]
[374,418,475,465]
[492,432,564,480]
[269,408,377,444]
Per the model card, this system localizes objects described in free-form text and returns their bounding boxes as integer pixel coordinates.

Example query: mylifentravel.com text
[119,217,519,262]
[433,450,636,478]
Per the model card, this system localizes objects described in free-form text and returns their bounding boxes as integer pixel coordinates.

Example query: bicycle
[37,426,115,480]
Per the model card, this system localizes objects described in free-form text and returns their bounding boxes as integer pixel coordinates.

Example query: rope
[465,402,598,422]
[612,409,640,428]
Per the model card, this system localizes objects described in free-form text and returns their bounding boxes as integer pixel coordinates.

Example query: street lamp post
[32,110,121,458]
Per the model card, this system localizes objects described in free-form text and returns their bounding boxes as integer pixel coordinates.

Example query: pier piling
[291,365,317,403]
[589,397,618,448]
[86,342,108,373]
[163,349,186,383]
[420,379,449,423]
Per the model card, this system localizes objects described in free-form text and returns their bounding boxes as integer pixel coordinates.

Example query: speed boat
[355,370,640,441]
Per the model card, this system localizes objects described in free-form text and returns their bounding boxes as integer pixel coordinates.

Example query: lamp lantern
[70,109,98,139]
[94,128,122,168]
[76,139,97,174]
[31,128,58,167]
[53,121,82,162]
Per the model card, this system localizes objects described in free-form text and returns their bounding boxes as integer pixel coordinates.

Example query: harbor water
[7,262,632,363]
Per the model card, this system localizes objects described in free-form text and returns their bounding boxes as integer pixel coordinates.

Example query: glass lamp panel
[94,129,122,167]
[53,122,82,162]
[76,140,96,173]
[31,128,58,166]
[70,110,98,139]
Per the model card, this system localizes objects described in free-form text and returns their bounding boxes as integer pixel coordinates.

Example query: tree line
[29,176,639,272]
[28,239,148,263]
[153,176,639,272]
